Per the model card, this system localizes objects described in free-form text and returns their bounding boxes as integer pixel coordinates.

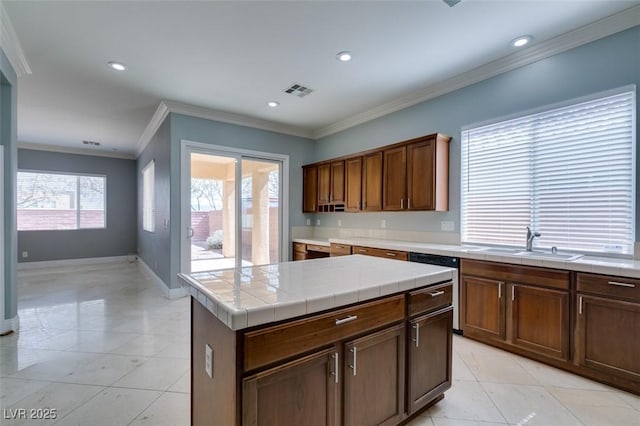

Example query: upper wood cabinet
[362,152,383,211]
[303,166,318,213]
[302,133,451,213]
[345,157,362,212]
[383,146,407,211]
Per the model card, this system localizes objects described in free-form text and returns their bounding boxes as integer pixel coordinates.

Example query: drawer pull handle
[579,296,583,315]
[349,347,357,376]
[386,253,397,257]
[608,281,635,288]
[359,249,368,253]
[429,291,445,297]
[412,323,420,348]
[335,315,358,325]
[331,352,339,383]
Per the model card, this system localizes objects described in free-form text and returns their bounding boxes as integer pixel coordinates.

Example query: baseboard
[0,315,19,335]
[137,258,185,300]
[17,255,132,270]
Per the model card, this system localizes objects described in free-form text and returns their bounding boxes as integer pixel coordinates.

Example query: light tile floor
[0,262,638,425]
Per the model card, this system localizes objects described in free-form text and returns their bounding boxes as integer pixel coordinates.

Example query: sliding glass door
[181,143,286,273]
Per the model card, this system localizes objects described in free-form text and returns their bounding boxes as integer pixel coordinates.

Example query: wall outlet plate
[338,219,342,227]
[441,221,455,232]
[21,251,28,258]
[205,344,213,378]
[306,218,311,226]
[381,219,386,229]
[316,219,320,226]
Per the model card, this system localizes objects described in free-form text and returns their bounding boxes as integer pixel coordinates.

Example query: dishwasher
[408,252,461,334]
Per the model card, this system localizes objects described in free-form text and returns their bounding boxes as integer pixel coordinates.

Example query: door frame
[180,140,289,273]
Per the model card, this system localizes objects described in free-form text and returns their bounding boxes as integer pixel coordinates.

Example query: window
[461,87,635,255]
[17,171,106,230]
[142,160,155,232]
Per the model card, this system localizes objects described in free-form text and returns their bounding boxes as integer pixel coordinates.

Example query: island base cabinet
[576,295,640,381]
[344,324,406,426]
[407,306,453,415]
[242,347,340,426]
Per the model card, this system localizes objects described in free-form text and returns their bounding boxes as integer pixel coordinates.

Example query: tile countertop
[292,237,640,279]
[178,255,454,331]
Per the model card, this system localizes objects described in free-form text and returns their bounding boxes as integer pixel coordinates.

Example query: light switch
[441,221,454,231]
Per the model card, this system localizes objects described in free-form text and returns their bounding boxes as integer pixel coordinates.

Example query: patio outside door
[182,145,284,273]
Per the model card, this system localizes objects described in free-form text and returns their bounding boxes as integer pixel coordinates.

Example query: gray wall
[314,26,640,238]
[17,149,137,262]
[1,48,18,322]
[137,118,172,285]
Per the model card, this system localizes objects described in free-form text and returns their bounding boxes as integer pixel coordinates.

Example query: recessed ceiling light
[107,61,127,71]
[336,51,353,62]
[511,35,533,48]
[267,101,280,108]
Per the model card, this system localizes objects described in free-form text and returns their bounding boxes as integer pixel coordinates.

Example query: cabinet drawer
[408,282,453,317]
[577,273,640,302]
[330,243,352,256]
[307,244,330,253]
[293,242,307,253]
[243,295,405,371]
[352,246,408,261]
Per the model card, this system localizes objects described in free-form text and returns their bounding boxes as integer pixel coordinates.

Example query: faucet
[525,226,541,251]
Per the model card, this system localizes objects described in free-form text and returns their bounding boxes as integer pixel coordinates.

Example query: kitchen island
[178,255,456,426]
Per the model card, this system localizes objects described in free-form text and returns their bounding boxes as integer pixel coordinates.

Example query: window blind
[461,88,635,255]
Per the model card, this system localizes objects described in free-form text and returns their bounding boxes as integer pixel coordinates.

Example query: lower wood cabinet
[344,325,405,426]
[460,260,570,362]
[407,306,453,415]
[243,347,339,426]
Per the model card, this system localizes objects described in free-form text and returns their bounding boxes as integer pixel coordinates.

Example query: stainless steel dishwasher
[408,252,461,334]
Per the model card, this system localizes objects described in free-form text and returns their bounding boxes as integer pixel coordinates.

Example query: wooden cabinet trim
[460,259,569,290]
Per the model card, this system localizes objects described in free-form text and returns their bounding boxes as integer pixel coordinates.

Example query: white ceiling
[3,0,639,157]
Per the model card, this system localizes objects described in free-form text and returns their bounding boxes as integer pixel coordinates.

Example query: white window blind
[462,88,635,255]
[142,160,155,232]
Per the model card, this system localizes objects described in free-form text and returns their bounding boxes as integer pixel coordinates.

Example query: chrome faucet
[525,226,541,251]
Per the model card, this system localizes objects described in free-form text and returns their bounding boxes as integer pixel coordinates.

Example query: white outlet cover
[338,219,342,227]
[22,251,28,258]
[381,219,386,228]
[441,221,455,232]
[306,218,311,225]
[205,344,213,378]
[316,219,320,226]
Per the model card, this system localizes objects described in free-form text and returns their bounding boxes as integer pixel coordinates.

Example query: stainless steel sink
[478,247,522,254]
[516,251,583,261]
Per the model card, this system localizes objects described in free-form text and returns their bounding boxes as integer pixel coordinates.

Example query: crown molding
[136,100,314,157]
[0,3,31,77]
[18,142,136,160]
[313,5,640,139]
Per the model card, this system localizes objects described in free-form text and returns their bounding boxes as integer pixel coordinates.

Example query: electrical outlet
[306,218,311,226]
[316,219,321,226]
[441,221,455,232]
[338,219,342,227]
[205,344,213,378]
[381,219,386,229]
[22,251,28,258]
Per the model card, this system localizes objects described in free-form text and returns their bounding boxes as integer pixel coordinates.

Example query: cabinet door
[460,275,506,341]
[330,160,345,203]
[407,306,452,415]
[303,166,318,212]
[407,140,435,211]
[317,163,331,205]
[510,283,569,360]
[576,295,640,381]
[383,146,407,211]
[243,347,340,426]
[345,157,362,211]
[362,152,383,211]
[344,324,405,426]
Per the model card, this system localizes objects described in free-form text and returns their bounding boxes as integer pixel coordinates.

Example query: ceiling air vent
[82,140,101,146]
[284,83,313,98]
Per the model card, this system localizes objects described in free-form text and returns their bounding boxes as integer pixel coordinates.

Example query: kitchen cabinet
[362,152,383,211]
[302,133,451,213]
[352,245,408,261]
[383,146,407,211]
[303,166,318,212]
[292,242,330,261]
[243,348,339,426]
[293,242,307,261]
[330,243,352,257]
[460,259,570,361]
[344,325,405,426]
[345,157,362,212]
[407,281,453,415]
[576,273,640,383]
